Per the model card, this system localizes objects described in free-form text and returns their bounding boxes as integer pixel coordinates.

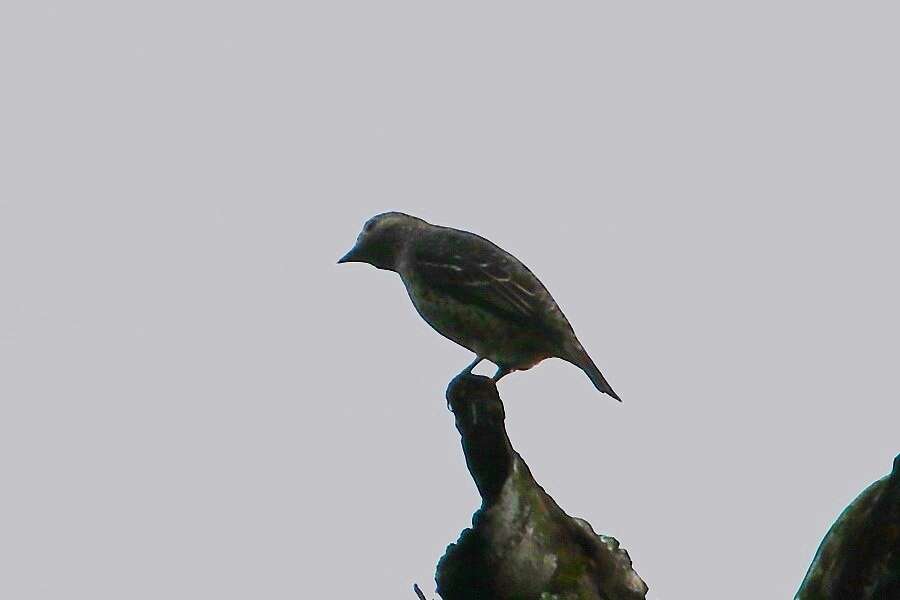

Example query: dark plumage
[338,212,621,401]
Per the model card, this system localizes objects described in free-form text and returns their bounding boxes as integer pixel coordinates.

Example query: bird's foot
[447,357,485,412]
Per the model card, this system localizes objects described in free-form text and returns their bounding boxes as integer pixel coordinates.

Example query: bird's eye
[364,221,376,232]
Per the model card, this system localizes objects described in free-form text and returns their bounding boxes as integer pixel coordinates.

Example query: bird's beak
[337,245,363,264]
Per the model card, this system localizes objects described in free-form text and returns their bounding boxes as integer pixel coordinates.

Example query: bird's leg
[461,356,483,375]
[448,356,485,412]
[492,365,512,382]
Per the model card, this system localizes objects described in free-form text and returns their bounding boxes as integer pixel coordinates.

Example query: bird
[337,212,621,401]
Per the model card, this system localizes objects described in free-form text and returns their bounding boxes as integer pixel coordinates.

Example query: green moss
[551,555,587,587]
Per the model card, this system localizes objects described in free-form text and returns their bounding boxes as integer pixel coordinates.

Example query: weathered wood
[435,373,647,600]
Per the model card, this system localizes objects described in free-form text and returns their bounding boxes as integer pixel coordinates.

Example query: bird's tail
[562,344,622,402]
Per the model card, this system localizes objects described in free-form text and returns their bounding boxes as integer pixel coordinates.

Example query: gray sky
[1,2,898,599]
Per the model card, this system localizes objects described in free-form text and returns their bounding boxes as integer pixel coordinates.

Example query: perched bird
[338,212,621,401]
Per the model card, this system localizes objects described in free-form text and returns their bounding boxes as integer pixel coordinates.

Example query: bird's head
[337,212,425,271]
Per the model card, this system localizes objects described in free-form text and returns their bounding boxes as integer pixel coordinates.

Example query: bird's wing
[411,228,549,324]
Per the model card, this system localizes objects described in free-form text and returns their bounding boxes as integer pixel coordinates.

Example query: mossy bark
[796,454,900,599]
[435,374,647,600]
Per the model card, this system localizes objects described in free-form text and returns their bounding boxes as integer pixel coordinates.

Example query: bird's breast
[400,275,554,369]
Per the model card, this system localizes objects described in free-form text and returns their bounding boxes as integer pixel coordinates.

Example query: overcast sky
[1,2,898,599]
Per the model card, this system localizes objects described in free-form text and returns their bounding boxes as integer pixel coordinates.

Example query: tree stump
[434,374,648,600]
